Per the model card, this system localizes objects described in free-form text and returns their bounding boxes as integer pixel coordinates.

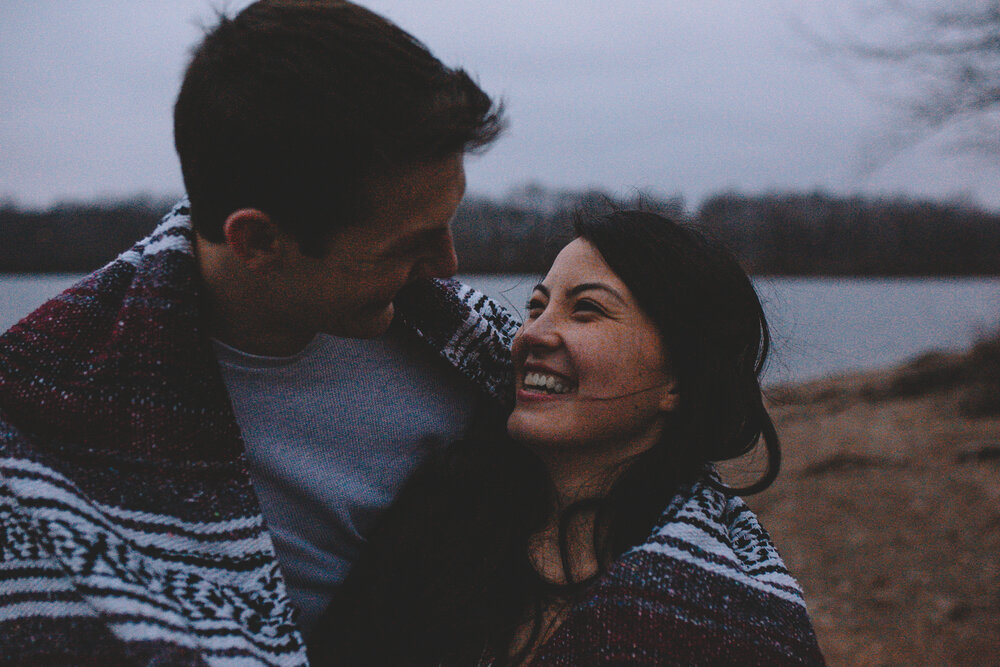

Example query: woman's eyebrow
[568,282,625,303]
[531,284,550,297]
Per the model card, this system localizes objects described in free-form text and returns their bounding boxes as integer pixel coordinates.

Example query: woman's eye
[524,299,545,317]
[574,299,604,314]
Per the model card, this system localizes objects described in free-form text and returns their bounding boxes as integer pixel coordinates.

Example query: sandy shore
[740,354,1000,666]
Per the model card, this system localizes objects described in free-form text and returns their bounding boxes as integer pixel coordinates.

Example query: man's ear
[659,378,680,413]
[221,209,285,269]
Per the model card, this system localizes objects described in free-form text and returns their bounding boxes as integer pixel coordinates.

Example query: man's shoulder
[0,198,198,377]
[0,199,223,454]
[394,278,521,406]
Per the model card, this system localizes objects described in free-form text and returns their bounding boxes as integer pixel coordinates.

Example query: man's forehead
[330,156,465,251]
[366,158,465,228]
[366,156,465,205]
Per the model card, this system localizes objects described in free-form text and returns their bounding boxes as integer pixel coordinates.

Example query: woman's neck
[526,444,633,585]
[533,441,641,508]
[512,440,656,662]
[514,488,606,664]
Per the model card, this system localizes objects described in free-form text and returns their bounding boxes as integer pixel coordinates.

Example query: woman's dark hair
[308,210,779,665]
[573,209,779,495]
[174,0,504,254]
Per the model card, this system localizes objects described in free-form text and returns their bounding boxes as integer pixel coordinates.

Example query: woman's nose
[517,310,562,350]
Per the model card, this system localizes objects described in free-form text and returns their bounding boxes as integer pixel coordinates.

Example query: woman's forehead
[543,238,620,286]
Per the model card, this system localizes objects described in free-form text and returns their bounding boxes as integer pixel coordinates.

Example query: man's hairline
[193,150,468,257]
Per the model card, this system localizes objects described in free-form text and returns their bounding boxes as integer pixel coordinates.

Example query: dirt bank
[744,353,1000,666]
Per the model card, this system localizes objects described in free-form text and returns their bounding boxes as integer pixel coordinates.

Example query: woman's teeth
[523,372,573,394]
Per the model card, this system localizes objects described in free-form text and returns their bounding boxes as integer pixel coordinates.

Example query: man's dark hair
[174,0,504,254]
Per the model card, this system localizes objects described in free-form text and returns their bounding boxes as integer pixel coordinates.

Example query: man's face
[275,154,466,339]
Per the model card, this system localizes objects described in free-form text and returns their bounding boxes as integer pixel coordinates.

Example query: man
[0,2,515,664]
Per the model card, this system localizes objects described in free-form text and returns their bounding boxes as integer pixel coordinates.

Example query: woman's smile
[518,363,577,401]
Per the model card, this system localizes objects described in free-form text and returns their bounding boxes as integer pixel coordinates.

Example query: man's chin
[336,302,395,339]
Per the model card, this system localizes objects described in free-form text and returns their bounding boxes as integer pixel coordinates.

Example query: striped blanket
[0,200,517,666]
[529,476,826,665]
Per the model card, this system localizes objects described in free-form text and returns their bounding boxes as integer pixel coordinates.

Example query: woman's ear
[221,208,283,269]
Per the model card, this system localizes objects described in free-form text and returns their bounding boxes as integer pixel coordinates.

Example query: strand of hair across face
[528,383,673,402]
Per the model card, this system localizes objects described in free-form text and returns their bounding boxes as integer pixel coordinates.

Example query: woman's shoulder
[531,474,826,666]
[630,474,807,607]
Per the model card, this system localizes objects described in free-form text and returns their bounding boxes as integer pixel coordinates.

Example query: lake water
[462,274,1000,385]
[3,273,999,385]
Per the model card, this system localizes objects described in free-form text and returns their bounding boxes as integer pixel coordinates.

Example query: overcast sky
[2,0,998,211]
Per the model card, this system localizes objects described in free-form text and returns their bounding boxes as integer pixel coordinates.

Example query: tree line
[1,188,998,275]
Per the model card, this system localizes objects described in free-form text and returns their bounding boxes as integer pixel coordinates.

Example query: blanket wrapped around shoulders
[0,200,518,666]
[309,459,825,666]
[530,475,826,665]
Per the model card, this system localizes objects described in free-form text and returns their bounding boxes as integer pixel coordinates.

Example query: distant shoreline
[4,189,1000,274]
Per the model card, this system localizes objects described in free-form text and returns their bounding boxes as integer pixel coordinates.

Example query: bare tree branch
[790,0,1000,156]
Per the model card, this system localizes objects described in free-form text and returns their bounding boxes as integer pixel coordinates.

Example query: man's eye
[378,248,408,261]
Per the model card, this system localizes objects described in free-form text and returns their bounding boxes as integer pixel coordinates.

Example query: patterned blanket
[0,200,518,666]
[530,476,826,665]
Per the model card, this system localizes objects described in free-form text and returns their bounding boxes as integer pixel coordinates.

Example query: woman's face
[507,238,678,456]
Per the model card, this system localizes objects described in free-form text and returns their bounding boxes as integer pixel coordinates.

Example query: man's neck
[195,234,316,357]
[211,318,317,357]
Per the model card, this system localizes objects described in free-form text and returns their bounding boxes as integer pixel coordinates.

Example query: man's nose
[419,229,459,279]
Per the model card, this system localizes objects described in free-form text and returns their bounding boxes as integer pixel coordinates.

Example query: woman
[309,210,824,665]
